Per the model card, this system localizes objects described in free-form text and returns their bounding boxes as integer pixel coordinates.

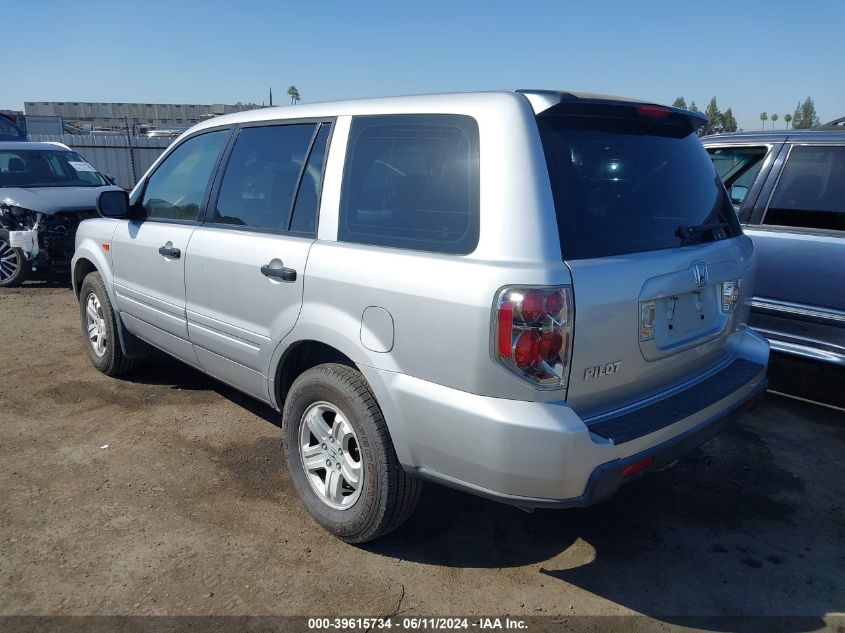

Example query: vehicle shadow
[123,357,282,428]
[113,357,842,631]
[365,396,843,631]
[768,352,845,408]
[21,276,73,289]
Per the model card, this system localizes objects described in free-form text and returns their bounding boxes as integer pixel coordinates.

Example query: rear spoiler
[516,89,707,132]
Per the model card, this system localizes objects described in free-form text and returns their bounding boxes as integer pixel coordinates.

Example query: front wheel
[282,363,422,543]
[79,271,140,376]
[0,230,29,288]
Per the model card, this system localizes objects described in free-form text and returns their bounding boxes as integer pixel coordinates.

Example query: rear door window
[289,123,332,234]
[339,114,479,254]
[763,145,845,231]
[538,114,741,260]
[213,123,320,232]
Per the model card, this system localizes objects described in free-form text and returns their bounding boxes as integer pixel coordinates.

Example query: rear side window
[339,114,479,254]
[764,145,845,231]
[214,123,318,231]
[538,115,741,260]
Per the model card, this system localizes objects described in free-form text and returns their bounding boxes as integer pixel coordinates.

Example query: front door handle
[261,261,297,282]
[158,243,181,259]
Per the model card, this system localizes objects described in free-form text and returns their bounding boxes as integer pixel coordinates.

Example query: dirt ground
[1,281,843,630]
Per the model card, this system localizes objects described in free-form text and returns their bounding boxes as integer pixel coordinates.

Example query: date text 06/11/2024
[307,617,528,630]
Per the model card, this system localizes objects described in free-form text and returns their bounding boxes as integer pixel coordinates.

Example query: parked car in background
[0,142,123,287]
[72,91,768,542]
[145,130,180,139]
[0,114,26,142]
[703,130,845,367]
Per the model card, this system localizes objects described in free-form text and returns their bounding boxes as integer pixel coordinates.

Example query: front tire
[79,271,140,376]
[0,230,29,288]
[282,363,421,543]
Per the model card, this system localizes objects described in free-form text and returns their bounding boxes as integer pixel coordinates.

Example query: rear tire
[79,271,141,376]
[0,230,29,288]
[282,363,422,543]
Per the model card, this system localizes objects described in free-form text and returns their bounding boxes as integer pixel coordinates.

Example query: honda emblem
[693,262,708,287]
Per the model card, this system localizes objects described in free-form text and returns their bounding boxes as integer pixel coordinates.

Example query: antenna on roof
[269,86,273,107]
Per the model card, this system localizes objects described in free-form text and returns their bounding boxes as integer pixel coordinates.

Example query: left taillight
[492,285,574,389]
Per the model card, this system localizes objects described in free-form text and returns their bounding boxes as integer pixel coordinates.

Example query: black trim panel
[588,358,765,445]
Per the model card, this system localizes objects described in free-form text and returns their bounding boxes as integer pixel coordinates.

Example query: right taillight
[493,285,574,388]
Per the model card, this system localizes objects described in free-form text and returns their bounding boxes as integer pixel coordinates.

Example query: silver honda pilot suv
[72,90,769,542]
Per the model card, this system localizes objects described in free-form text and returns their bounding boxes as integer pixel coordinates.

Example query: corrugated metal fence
[27,134,172,190]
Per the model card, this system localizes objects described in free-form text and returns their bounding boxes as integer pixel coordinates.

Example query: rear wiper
[676,222,728,244]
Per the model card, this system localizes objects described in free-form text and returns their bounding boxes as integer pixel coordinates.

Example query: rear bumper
[483,380,765,509]
[360,328,770,507]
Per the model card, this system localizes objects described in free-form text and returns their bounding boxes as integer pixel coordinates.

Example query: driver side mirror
[730,185,749,205]
[96,190,130,219]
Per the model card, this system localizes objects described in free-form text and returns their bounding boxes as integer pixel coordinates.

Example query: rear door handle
[158,244,181,259]
[261,262,297,282]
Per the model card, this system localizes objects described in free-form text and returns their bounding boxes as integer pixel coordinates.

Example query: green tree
[791,97,819,129]
[721,107,738,133]
[760,111,768,130]
[287,85,301,105]
[672,97,687,109]
[771,113,779,129]
[784,113,792,129]
[689,100,699,113]
[702,97,722,136]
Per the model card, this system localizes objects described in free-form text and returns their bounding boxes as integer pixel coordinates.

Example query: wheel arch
[272,339,357,412]
[72,257,98,298]
[269,335,414,468]
[72,248,151,359]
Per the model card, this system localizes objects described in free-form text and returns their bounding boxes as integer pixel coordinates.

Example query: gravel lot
[1,281,843,630]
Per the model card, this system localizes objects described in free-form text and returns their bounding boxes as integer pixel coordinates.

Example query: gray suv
[72,91,769,542]
[704,130,845,368]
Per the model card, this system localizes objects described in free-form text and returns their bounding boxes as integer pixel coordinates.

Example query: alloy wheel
[298,401,364,510]
[85,292,108,357]
[0,239,20,282]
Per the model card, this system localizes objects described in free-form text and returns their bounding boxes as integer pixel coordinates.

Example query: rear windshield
[537,115,741,260]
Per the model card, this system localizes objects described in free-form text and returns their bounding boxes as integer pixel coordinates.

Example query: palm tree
[287,85,301,105]
[771,113,779,129]
[784,113,792,129]
[760,112,768,130]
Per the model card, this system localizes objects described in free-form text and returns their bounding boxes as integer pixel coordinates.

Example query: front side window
[339,114,479,254]
[213,123,321,232]
[764,145,845,231]
[141,129,229,222]
[707,146,768,212]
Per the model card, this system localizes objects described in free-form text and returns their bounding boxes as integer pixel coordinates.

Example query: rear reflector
[622,455,655,478]
[497,301,514,358]
[637,104,671,118]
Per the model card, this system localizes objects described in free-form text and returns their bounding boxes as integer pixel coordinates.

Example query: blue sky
[3,0,842,130]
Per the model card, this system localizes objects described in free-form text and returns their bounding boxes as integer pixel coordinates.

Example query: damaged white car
[0,142,123,287]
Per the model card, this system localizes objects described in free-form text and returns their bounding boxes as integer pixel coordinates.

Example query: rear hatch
[535,99,751,418]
